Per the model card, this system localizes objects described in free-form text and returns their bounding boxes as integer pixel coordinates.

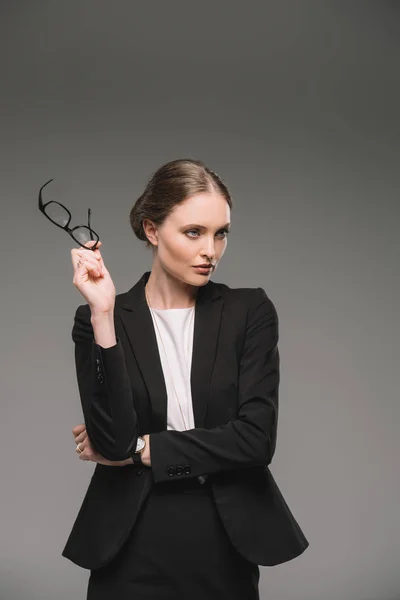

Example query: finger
[76,442,89,460]
[92,249,108,273]
[74,431,88,444]
[71,242,106,276]
[72,252,99,269]
[78,446,94,462]
[83,240,102,250]
[83,240,102,261]
[73,255,104,278]
[71,241,102,265]
[72,423,86,435]
[82,241,106,270]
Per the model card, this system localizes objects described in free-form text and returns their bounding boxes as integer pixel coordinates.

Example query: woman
[62,158,309,599]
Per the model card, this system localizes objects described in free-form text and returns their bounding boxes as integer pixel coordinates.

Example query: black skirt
[87,475,260,600]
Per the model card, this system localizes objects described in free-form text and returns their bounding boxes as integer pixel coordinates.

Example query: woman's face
[144,191,230,285]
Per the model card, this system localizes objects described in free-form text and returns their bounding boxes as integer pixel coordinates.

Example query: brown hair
[129,158,232,248]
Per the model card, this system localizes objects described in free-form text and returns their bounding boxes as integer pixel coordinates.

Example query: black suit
[62,270,309,569]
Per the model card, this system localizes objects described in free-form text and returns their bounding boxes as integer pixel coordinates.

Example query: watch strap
[131,451,143,465]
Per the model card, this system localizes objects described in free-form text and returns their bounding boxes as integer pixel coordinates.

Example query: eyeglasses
[38,178,100,251]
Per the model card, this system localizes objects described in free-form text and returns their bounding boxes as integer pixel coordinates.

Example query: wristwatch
[131,436,146,465]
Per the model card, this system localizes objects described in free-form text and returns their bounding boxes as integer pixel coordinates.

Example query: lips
[193,265,213,274]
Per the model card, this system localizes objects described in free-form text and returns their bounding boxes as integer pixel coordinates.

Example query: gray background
[1,1,399,599]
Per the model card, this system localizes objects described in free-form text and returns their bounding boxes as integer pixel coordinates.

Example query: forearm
[73,303,139,462]
[115,457,134,466]
[149,406,275,483]
[91,311,117,348]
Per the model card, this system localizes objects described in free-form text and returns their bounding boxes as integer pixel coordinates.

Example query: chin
[193,273,212,285]
[181,272,211,287]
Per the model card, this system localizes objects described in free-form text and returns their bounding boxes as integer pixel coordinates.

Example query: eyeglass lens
[44,202,97,246]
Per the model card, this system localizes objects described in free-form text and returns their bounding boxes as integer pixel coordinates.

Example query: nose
[201,237,217,261]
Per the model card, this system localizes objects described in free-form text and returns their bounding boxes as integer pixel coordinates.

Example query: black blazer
[62,270,309,569]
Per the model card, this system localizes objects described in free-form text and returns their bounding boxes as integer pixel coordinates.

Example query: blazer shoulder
[215,280,278,312]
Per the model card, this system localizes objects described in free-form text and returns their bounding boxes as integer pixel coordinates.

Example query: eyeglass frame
[38,178,100,251]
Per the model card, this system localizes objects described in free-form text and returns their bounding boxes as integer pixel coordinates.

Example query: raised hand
[71,240,116,313]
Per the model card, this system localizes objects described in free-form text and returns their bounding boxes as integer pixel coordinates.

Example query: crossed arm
[71,287,279,482]
[72,423,151,466]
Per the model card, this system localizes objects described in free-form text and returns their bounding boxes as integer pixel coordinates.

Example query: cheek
[169,237,194,259]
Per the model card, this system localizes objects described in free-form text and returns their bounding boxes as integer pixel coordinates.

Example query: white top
[149,306,196,431]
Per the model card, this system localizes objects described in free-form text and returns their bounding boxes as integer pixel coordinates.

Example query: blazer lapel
[119,271,223,432]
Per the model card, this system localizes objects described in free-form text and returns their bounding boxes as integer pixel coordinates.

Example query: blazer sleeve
[149,287,280,483]
[72,304,139,460]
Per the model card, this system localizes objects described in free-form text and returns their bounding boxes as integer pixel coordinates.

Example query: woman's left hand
[72,424,151,467]
[72,423,128,466]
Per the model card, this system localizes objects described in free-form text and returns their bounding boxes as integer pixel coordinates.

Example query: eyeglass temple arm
[38,178,54,208]
[87,208,97,243]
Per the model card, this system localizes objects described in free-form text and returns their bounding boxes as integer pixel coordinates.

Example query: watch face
[136,437,145,453]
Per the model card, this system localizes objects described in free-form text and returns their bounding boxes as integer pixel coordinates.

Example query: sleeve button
[167,466,176,477]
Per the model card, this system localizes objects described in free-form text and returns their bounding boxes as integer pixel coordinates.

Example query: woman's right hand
[71,241,116,313]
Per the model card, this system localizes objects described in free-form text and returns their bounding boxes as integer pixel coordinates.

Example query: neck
[145,270,198,310]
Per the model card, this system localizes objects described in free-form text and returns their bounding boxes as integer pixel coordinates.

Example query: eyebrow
[183,223,231,230]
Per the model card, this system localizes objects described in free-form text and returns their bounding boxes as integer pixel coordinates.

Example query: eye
[186,228,230,239]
